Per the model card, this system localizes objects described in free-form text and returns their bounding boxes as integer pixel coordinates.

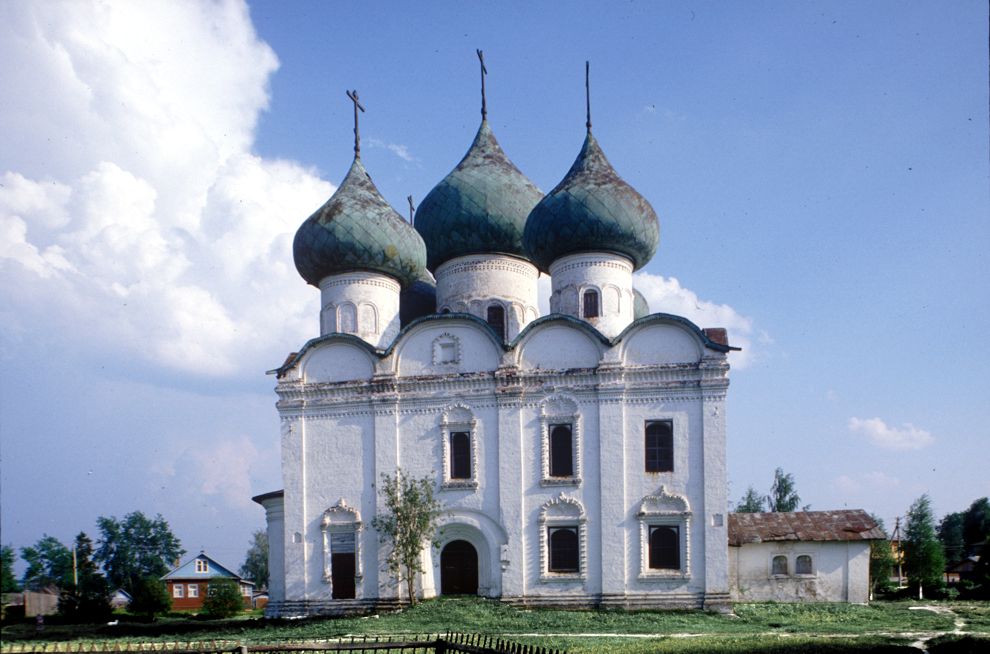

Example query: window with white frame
[173,583,184,598]
[440,404,478,489]
[539,493,587,582]
[795,554,813,575]
[187,583,199,598]
[195,559,209,573]
[539,396,581,486]
[321,499,363,600]
[637,485,691,579]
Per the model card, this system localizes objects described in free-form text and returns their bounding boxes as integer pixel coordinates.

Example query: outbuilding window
[772,555,788,576]
[796,554,813,575]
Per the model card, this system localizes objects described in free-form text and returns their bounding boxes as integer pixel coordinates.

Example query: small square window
[195,559,209,573]
[796,554,813,575]
[772,555,788,576]
[173,583,184,598]
[438,342,456,363]
[187,583,199,598]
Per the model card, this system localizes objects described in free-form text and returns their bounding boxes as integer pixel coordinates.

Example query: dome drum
[549,252,635,338]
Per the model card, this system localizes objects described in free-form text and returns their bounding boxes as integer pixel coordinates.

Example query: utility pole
[893,516,903,588]
[72,546,78,588]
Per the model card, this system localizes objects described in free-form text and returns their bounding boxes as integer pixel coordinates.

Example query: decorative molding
[320,276,401,292]
[538,394,583,487]
[320,499,364,596]
[637,486,691,581]
[439,403,479,490]
[538,493,588,583]
[431,332,462,367]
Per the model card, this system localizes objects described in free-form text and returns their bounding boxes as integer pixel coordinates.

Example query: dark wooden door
[331,553,355,599]
[440,540,478,595]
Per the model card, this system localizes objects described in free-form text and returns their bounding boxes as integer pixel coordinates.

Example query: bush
[202,578,244,619]
[128,577,171,620]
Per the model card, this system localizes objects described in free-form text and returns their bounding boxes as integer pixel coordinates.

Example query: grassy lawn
[2,598,989,653]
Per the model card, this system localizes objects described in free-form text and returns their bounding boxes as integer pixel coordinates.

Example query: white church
[253,62,740,615]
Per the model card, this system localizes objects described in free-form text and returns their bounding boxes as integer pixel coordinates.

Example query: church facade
[254,68,737,615]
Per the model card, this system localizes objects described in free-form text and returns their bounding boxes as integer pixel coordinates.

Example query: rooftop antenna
[585,60,592,133]
[345,89,365,158]
[477,49,488,120]
[407,195,415,224]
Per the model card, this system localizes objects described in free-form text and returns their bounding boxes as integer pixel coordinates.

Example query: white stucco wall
[548,252,635,338]
[320,271,401,347]
[268,313,731,614]
[729,541,872,603]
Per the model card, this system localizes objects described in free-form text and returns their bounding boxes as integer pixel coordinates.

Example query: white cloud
[848,417,934,450]
[833,470,900,494]
[0,1,333,377]
[368,138,416,162]
[633,272,757,368]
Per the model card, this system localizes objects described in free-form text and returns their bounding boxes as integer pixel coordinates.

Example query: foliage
[903,494,946,597]
[735,486,765,513]
[370,468,444,605]
[1,545,19,593]
[938,511,967,564]
[868,516,897,597]
[58,533,112,622]
[20,535,73,591]
[239,530,268,589]
[95,511,184,594]
[202,578,244,619]
[127,576,171,619]
[961,497,989,552]
[765,467,805,512]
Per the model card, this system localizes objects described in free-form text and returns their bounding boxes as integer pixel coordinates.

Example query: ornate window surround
[539,395,582,487]
[539,493,588,583]
[440,404,478,489]
[321,499,363,596]
[637,485,691,581]
[432,332,462,367]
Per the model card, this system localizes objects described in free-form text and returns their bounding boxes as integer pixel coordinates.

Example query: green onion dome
[523,131,659,273]
[633,287,650,320]
[415,120,543,272]
[294,157,427,288]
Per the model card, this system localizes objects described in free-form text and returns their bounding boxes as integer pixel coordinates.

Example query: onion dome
[293,156,427,288]
[415,120,543,272]
[400,271,437,327]
[523,131,659,273]
[633,288,650,320]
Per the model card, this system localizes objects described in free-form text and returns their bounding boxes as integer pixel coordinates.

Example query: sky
[1,0,988,574]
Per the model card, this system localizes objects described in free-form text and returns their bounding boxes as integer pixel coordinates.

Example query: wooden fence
[1,633,564,654]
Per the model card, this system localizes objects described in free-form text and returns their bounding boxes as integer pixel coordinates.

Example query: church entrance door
[440,540,478,595]
[330,531,356,599]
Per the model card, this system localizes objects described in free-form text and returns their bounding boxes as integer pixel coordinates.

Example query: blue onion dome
[294,157,427,288]
[400,271,437,327]
[633,287,650,319]
[523,131,659,273]
[414,120,543,272]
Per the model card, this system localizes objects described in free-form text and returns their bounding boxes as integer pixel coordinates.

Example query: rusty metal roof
[728,510,886,546]
[415,119,543,271]
[523,131,659,272]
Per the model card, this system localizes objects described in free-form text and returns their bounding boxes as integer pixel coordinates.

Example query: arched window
[548,527,579,573]
[772,555,788,576]
[486,304,505,341]
[796,555,813,575]
[583,289,600,318]
[549,424,574,478]
[450,432,471,480]
[649,526,680,570]
[645,420,674,472]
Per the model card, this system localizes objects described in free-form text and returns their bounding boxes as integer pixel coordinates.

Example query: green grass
[2,598,987,653]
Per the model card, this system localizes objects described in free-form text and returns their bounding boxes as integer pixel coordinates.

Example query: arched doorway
[440,540,478,595]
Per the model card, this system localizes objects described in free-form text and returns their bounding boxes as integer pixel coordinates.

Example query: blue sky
[1,0,987,572]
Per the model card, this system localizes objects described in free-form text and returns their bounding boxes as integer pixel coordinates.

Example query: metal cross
[477,49,488,120]
[585,61,592,132]
[346,89,366,158]
[407,195,415,224]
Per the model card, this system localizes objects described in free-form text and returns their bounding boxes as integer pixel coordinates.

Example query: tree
[95,512,184,594]
[1,545,19,593]
[202,578,244,618]
[869,515,896,597]
[128,576,171,620]
[58,533,112,622]
[20,535,73,591]
[239,530,268,589]
[735,486,765,513]
[903,494,946,599]
[371,469,444,605]
[765,467,804,512]
[938,511,966,564]
[962,497,990,553]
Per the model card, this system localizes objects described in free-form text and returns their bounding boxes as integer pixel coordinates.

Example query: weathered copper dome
[415,120,543,272]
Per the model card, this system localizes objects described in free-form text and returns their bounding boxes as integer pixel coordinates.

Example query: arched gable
[618,315,708,366]
[300,339,376,383]
[391,316,502,377]
[513,317,604,370]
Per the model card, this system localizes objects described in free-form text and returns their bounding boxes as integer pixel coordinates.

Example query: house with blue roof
[161,552,253,611]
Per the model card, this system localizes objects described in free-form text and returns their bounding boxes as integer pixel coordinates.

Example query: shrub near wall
[202,579,243,619]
